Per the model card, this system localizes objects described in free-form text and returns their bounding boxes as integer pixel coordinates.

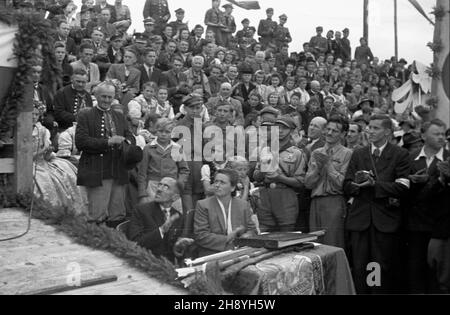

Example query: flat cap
[275,116,297,129]
[259,106,280,117]
[266,8,274,13]
[183,94,204,107]
[241,18,250,24]
[316,26,323,31]
[222,3,233,9]
[279,14,287,19]
[175,8,185,14]
[143,17,155,25]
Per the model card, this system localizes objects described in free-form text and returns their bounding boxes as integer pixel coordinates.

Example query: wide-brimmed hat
[402,132,423,148]
[122,142,143,170]
[357,98,375,109]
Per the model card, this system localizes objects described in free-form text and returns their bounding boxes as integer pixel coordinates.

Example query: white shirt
[415,147,444,168]
[216,198,233,236]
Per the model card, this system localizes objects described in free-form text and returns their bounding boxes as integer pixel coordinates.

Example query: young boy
[137,118,190,210]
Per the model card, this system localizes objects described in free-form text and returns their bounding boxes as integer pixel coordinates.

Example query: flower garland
[0,9,61,140]
[0,188,219,295]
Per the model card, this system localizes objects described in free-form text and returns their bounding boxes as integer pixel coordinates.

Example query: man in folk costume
[76,82,137,227]
[257,8,277,49]
[54,69,93,132]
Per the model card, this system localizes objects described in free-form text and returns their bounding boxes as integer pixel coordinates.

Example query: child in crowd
[155,86,175,119]
[201,145,228,197]
[137,118,190,208]
[128,82,158,120]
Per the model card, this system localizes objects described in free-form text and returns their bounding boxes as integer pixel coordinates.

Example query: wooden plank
[22,275,118,296]
[0,158,14,173]
[14,83,34,194]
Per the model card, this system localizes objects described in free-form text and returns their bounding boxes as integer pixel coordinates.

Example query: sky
[75,0,437,64]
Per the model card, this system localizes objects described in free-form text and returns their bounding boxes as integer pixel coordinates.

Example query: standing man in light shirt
[305,115,353,248]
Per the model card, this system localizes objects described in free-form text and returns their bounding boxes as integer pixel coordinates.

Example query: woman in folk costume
[32,101,88,215]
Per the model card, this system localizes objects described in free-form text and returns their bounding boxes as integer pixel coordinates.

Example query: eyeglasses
[157,183,170,191]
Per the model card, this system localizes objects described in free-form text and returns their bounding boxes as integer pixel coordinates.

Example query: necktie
[373,148,381,162]
[164,209,171,221]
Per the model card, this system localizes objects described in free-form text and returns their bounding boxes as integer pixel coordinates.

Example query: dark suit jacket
[54,85,93,130]
[107,46,125,64]
[106,64,141,95]
[138,64,165,88]
[129,202,183,262]
[344,143,411,233]
[75,107,135,187]
[162,69,187,92]
[403,148,450,232]
[194,197,257,257]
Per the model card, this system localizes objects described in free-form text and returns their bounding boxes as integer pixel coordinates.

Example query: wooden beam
[14,84,34,195]
[363,0,369,43]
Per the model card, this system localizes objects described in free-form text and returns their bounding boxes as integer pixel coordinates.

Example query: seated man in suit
[106,48,142,97]
[194,169,257,257]
[129,177,187,262]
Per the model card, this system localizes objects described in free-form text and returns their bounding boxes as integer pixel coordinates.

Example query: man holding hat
[221,3,237,48]
[309,26,328,57]
[253,115,307,232]
[143,0,171,35]
[258,8,278,49]
[169,8,189,37]
[305,115,353,248]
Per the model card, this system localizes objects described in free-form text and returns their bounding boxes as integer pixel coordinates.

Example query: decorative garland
[0,10,60,140]
[427,39,443,53]
[0,189,213,295]
[430,5,449,21]
[426,63,441,79]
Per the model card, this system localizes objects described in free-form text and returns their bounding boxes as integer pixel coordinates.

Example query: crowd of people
[12,0,450,294]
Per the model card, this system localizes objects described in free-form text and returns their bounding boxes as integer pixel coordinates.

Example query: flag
[408,0,435,25]
[226,0,261,10]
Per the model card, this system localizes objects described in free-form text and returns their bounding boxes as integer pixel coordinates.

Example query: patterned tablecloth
[221,245,356,295]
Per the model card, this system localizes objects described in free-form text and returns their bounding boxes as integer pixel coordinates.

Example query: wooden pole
[363,0,369,43]
[394,0,399,60]
[14,84,34,195]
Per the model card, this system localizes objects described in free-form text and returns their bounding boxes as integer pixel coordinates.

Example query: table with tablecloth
[221,245,355,295]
